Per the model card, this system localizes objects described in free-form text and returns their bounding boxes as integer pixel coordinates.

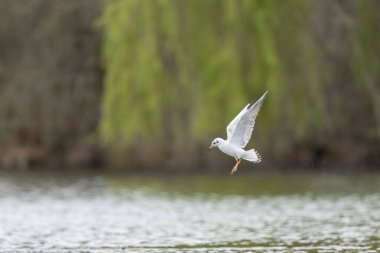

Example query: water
[0,171,380,252]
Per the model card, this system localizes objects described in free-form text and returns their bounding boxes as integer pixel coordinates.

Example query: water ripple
[0,173,379,252]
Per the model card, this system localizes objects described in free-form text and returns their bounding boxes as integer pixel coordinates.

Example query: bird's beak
[209,146,212,151]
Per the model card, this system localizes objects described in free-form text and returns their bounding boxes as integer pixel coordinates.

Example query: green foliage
[99,0,380,153]
[355,0,380,83]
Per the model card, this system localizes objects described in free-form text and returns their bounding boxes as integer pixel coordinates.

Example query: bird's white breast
[218,142,245,159]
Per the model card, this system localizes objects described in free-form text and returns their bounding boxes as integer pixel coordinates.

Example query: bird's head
[209,138,223,151]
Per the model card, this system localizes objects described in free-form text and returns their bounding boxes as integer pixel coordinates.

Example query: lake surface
[0,171,379,252]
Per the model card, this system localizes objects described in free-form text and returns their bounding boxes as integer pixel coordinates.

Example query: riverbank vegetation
[0,0,379,171]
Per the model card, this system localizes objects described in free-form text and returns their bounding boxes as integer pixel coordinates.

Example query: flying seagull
[209,91,268,175]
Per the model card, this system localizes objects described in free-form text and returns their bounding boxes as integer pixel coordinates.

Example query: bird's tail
[243,149,262,163]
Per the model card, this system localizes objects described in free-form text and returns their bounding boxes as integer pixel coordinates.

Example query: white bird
[209,91,268,175]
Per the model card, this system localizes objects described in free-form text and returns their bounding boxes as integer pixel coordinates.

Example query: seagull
[209,91,268,175]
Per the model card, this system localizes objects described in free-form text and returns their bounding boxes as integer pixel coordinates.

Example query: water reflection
[0,172,379,252]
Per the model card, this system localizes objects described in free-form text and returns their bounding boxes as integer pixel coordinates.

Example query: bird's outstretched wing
[227,91,268,148]
[226,103,251,141]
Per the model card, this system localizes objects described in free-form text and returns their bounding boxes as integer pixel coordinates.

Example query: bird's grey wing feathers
[228,91,268,148]
[226,103,250,141]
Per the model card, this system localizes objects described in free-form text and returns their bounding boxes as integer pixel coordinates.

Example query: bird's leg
[230,159,241,175]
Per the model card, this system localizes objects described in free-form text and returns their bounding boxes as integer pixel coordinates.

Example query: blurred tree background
[0,0,379,171]
[0,0,103,169]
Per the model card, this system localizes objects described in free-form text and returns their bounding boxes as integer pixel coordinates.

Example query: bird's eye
[216,141,218,143]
